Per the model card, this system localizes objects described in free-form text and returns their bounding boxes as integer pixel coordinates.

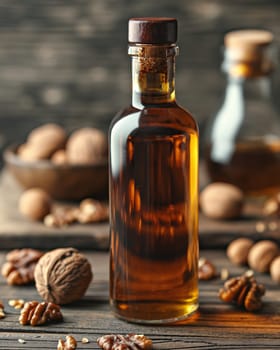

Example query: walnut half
[0,301,5,319]
[1,248,43,285]
[19,301,63,326]
[219,271,265,312]
[97,334,153,350]
[57,335,77,350]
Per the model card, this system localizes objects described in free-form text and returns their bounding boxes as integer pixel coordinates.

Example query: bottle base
[110,300,199,325]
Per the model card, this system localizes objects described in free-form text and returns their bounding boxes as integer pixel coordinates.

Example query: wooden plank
[0,170,109,250]
[0,250,279,349]
[199,207,280,248]
[1,169,280,250]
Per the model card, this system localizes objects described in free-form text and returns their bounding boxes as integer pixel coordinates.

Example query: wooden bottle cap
[128,17,177,44]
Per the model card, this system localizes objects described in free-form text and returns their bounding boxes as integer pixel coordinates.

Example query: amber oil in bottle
[109,18,199,323]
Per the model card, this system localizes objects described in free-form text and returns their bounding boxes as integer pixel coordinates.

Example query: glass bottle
[109,18,199,324]
[204,29,279,196]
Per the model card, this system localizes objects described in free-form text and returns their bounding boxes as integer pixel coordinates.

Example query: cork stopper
[128,17,177,44]
[224,29,273,61]
[225,30,273,49]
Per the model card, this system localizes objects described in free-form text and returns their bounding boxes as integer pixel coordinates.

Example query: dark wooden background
[0,0,279,160]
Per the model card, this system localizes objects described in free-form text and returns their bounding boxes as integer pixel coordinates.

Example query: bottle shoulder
[110,102,198,134]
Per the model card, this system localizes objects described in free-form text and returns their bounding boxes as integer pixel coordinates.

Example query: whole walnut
[248,240,279,273]
[19,188,52,221]
[227,238,254,265]
[66,127,107,165]
[18,143,50,162]
[270,256,280,283]
[263,193,280,217]
[26,123,67,159]
[51,149,68,164]
[34,248,93,305]
[200,182,244,220]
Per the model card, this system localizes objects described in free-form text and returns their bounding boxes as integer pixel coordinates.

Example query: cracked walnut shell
[97,334,153,350]
[19,300,63,326]
[1,248,43,285]
[219,271,265,312]
[34,248,93,305]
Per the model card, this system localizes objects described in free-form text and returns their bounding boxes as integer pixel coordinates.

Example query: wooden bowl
[3,145,108,201]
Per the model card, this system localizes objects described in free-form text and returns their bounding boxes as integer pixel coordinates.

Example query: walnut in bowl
[3,125,108,201]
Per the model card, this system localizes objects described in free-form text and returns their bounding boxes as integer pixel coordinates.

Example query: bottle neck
[222,46,274,79]
[227,74,272,99]
[223,53,274,106]
[129,45,178,108]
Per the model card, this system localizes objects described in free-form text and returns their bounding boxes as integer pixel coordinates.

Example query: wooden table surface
[1,169,280,251]
[0,250,279,349]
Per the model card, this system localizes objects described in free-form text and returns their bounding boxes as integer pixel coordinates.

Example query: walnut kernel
[44,206,78,228]
[248,240,279,273]
[200,182,244,220]
[1,248,43,285]
[227,238,254,265]
[219,271,265,312]
[77,199,109,223]
[97,334,152,350]
[57,335,77,350]
[198,258,217,280]
[0,301,5,319]
[34,248,93,305]
[220,268,230,281]
[19,300,63,326]
[9,299,25,309]
[255,221,266,233]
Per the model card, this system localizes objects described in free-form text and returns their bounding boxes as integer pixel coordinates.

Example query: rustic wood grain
[199,204,280,248]
[0,251,279,349]
[1,169,280,250]
[0,169,109,250]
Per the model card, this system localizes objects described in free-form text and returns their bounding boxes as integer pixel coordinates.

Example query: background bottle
[204,29,279,196]
[109,17,199,323]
